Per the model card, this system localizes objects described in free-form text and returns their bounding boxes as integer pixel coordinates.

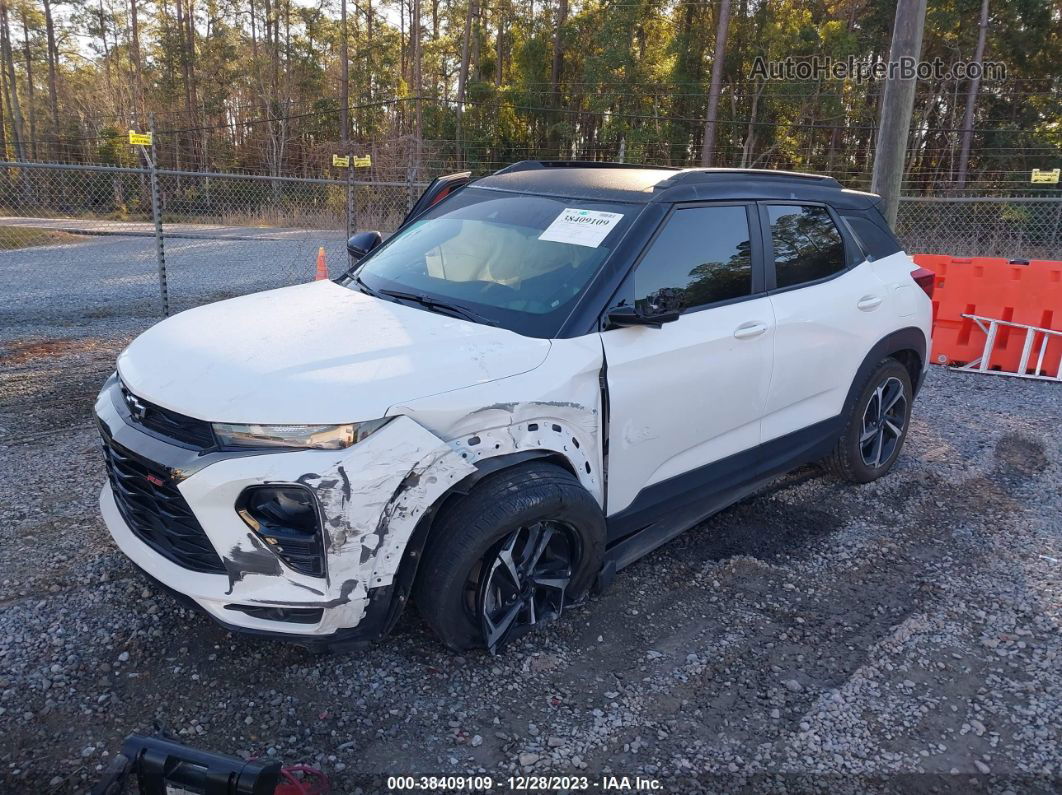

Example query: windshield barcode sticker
[538,208,623,248]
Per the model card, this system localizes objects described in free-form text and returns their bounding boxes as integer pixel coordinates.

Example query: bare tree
[495,0,505,87]
[0,50,5,159]
[129,0,144,121]
[19,6,36,159]
[455,0,476,156]
[185,0,200,135]
[248,0,258,57]
[550,0,568,104]
[364,0,374,102]
[740,77,765,168]
[340,0,349,146]
[700,0,732,166]
[412,0,421,178]
[412,0,421,99]
[175,0,194,124]
[469,0,480,82]
[42,0,60,150]
[0,0,26,161]
[956,0,989,188]
[95,0,115,116]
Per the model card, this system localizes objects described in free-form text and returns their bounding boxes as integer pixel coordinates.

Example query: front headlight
[212,418,393,450]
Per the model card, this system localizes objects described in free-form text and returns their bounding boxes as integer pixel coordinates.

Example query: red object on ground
[275,764,331,795]
[314,247,329,281]
[913,254,1062,377]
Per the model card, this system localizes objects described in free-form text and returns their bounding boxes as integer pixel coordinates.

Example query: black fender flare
[842,327,928,415]
[371,449,579,639]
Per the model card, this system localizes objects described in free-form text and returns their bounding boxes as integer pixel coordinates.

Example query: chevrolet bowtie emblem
[125,392,147,421]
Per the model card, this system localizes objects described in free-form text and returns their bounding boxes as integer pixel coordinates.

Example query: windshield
[350,187,636,337]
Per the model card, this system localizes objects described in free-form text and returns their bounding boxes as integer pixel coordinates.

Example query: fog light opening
[236,485,326,577]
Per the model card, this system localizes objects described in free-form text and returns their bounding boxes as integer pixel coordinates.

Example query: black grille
[120,384,215,449]
[101,435,226,574]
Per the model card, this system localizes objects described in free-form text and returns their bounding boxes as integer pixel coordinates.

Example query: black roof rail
[655,168,843,190]
[493,160,681,175]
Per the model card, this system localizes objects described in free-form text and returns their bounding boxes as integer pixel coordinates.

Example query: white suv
[95,163,933,653]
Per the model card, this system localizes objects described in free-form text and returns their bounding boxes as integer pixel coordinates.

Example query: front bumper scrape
[97,376,479,644]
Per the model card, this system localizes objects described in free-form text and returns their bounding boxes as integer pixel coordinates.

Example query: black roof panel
[474,162,880,210]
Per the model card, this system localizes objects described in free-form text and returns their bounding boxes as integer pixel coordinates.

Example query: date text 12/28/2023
[386,775,664,791]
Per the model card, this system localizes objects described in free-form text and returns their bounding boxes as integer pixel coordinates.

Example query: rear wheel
[824,358,913,483]
[414,461,604,653]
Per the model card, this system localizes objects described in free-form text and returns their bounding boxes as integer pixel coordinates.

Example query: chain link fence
[896,197,1062,260]
[0,161,423,327]
[0,160,1058,327]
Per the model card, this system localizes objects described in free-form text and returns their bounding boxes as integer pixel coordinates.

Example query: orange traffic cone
[314,247,328,281]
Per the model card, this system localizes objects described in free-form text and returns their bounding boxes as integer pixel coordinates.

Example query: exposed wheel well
[888,348,923,392]
[377,450,585,636]
[841,329,927,417]
[411,458,606,651]
[428,451,581,537]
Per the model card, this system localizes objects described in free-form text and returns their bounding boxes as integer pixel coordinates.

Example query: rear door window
[766,204,846,289]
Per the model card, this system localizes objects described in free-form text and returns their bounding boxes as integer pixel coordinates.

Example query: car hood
[116,280,551,425]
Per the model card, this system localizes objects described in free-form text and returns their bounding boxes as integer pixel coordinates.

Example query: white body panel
[392,334,606,503]
[763,255,931,442]
[763,262,888,441]
[600,298,775,515]
[870,249,934,370]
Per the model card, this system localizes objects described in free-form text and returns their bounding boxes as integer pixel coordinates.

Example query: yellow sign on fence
[1031,168,1060,184]
[353,155,372,168]
[332,154,350,168]
[128,130,153,146]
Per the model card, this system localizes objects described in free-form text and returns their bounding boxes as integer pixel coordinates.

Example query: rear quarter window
[840,210,903,260]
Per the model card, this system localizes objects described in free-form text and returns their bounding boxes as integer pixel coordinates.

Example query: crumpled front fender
[174,416,478,633]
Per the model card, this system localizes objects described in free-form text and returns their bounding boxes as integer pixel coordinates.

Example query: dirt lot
[0,328,1059,793]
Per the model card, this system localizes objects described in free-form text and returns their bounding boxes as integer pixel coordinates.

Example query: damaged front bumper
[95,376,477,650]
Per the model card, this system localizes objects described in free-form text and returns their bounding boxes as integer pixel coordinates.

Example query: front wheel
[413,461,605,653]
[823,358,913,483]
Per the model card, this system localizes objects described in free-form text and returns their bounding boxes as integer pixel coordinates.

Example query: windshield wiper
[351,274,380,297]
[377,288,498,326]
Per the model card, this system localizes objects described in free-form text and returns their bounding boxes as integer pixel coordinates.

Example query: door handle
[857,294,883,311]
[733,321,768,340]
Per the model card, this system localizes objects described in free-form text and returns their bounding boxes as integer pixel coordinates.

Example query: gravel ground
[0,303,1060,792]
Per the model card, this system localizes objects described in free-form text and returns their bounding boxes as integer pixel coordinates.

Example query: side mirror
[346,231,382,260]
[606,305,680,329]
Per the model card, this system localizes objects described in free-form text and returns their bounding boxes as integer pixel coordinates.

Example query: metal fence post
[346,161,355,238]
[1054,200,1061,255]
[345,162,356,271]
[148,115,169,316]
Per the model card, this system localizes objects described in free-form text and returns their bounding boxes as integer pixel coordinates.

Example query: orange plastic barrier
[913,254,1062,377]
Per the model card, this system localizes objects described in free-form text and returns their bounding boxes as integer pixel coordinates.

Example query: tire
[413,461,605,652]
[823,357,913,484]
